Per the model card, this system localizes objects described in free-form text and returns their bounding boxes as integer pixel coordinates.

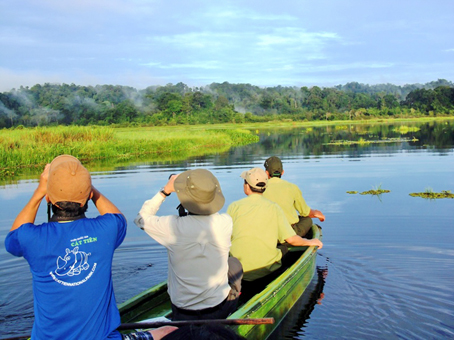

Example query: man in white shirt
[134,169,242,321]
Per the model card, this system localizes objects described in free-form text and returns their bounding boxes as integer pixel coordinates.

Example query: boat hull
[118,224,322,339]
[229,224,321,338]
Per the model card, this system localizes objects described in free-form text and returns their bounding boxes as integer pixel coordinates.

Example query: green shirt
[227,194,296,281]
[263,177,311,225]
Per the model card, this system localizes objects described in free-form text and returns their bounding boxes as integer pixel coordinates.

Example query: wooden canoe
[118,224,322,339]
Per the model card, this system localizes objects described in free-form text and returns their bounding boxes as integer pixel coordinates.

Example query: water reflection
[254,120,454,158]
[2,120,453,187]
[269,264,328,340]
[1,119,454,339]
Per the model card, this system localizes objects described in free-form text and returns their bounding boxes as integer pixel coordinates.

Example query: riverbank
[2,116,453,180]
[0,125,258,179]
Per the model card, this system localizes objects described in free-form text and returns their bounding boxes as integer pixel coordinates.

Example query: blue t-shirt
[5,213,127,340]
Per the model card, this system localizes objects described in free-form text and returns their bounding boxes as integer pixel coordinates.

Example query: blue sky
[1,0,453,91]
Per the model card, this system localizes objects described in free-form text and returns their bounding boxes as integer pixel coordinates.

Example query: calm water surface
[1,120,454,339]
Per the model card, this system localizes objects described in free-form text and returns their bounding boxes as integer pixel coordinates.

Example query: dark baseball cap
[264,156,283,176]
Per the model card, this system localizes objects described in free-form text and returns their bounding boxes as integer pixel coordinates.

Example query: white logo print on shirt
[49,236,98,286]
[55,247,91,277]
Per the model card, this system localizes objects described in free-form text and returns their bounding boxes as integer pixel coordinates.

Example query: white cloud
[0,0,452,90]
[204,7,297,22]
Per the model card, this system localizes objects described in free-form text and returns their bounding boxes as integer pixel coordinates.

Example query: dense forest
[0,79,453,128]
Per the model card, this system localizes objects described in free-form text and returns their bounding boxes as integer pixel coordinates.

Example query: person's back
[263,176,310,225]
[263,156,325,237]
[5,155,127,340]
[134,169,243,321]
[147,211,233,309]
[227,168,297,282]
[7,214,126,339]
[228,193,293,281]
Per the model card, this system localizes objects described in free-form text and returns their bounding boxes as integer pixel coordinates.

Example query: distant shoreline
[1,117,453,181]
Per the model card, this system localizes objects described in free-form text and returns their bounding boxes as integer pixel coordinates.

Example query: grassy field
[2,117,453,179]
[0,125,259,178]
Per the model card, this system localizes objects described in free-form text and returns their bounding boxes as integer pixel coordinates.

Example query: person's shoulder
[278,177,294,185]
[94,213,127,225]
[96,212,125,218]
[212,213,233,233]
[279,178,300,191]
[227,196,250,215]
[10,222,48,234]
[228,196,248,208]
[261,196,286,212]
[269,177,294,188]
[260,194,278,204]
[217,212,233,221]
[5,222,48,255]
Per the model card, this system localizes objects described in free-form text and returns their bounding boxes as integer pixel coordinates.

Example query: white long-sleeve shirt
[134,192,232,310]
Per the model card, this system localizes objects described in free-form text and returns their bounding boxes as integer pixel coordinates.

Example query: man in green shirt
[227,167,323,282]
[263,156,325,238]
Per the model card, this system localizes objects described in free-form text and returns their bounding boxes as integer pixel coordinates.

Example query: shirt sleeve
[113,213,127,248]
[293,184,311,217]
[275,204,296,243]
[226,203,236,220]
[5,228,24,257]
[134,192,176,246]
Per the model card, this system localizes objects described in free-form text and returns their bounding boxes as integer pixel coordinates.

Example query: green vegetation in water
[409,188,454,199]
[346,185,390,196]
[360,184,391,196]
[0,125,259,179]
[393,125,421,134]
[325,137,418,146]
[360,189,391,195]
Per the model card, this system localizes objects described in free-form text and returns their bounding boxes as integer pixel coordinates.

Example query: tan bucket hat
[47,155,92,205]
[174,169,225,215]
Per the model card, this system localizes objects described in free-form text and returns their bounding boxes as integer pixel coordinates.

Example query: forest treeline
[0,79,453,128]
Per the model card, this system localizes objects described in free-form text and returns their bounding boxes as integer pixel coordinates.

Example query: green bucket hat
[174,169,225,215]
[264,156,283,176]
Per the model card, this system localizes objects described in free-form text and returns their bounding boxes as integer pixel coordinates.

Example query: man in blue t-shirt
[5,155,176,340]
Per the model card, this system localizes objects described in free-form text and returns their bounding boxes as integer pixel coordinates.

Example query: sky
[1,0,453,92]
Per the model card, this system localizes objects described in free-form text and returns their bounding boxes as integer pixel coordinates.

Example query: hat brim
[174,170,225,215]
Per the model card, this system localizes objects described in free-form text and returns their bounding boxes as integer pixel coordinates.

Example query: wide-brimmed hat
[47,155,92,205]
[264,156,283,176]
[174,169,225,215]
[240,167,268,189]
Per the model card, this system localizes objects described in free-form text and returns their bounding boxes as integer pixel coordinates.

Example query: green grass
[2,116,451,179]
[0,125,259,179]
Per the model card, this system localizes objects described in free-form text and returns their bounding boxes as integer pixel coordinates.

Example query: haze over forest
[0,79,453,128]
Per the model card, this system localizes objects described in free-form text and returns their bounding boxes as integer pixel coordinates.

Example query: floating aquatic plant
[360,184,390,195]
[393,125,421,134]
[346,191,358,194]
[409,189,454,199]
[325,137,418,146]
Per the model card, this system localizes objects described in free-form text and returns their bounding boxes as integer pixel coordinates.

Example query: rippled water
[1,120,454,339]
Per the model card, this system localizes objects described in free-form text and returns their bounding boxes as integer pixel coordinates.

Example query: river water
[1,120,454,339]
